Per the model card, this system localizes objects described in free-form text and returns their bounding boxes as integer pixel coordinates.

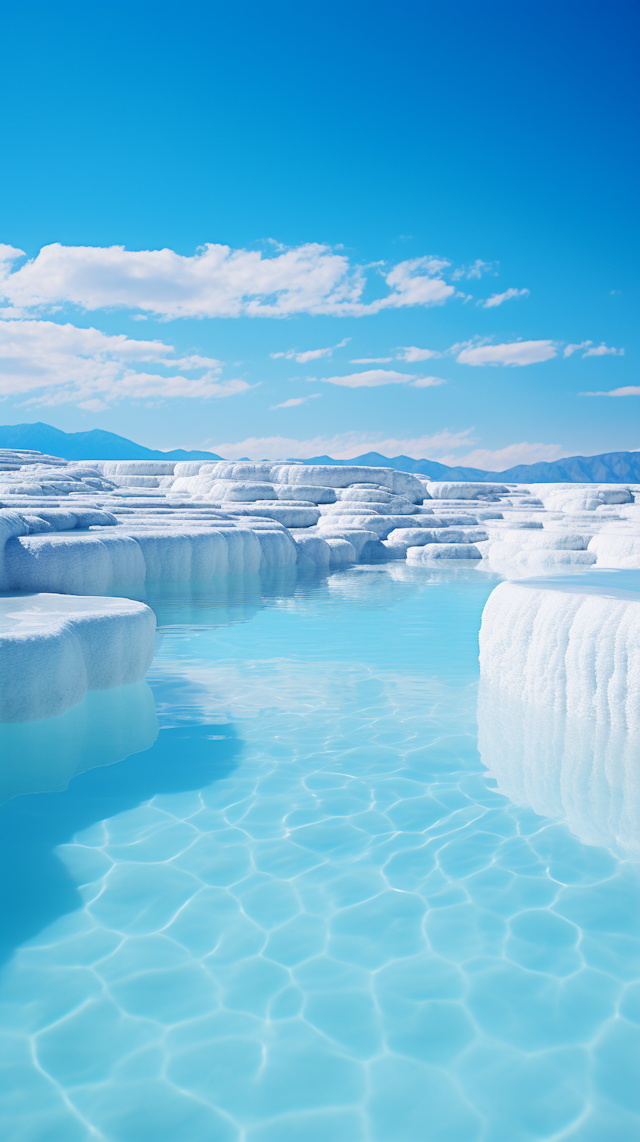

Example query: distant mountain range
[304,450,640,483]
[0,422,222,462]
[1,423,639,483]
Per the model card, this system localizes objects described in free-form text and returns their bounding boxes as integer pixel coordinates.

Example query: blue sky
[0,0,637,468]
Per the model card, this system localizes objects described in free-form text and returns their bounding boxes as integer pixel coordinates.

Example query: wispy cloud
[196,430,568,468]
[350,357,393,364]
[395,346,442,362]
[456,340,557,366]
[0,318,250,407]
[583,343,624,357]
[478,287,529,309]
[270,394,322,409]
[563,340,592,357]
[350,347,441,364]
[0,243,456,319]
[198,428,477,461]
[579,386,640,397]
[450,442,564,470]
[271,338,349,363]
[313,369,446,389]
[563,340,624,358]
[411,376,448,388]
[77,399,110,413]
[348,336,615,371]
[451,259,496,281]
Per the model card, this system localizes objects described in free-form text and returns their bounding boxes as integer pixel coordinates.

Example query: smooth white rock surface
[0,594,156,722]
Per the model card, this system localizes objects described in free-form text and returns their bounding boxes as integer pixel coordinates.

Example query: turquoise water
[1,565,639,1141]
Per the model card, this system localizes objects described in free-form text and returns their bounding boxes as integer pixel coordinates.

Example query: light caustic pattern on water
[1,565,639,1142]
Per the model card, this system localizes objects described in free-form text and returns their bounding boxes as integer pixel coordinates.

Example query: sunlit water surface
[1,565,639,1142]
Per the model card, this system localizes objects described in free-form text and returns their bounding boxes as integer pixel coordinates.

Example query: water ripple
[1,567,638,1141]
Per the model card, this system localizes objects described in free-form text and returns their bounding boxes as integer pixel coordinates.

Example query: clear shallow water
[1,564,639,1142]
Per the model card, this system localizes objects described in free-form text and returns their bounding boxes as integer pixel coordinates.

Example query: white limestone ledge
[3,457,640,577]
[478,577,640,853]
[479,579,640,732]
[0,594,156,723]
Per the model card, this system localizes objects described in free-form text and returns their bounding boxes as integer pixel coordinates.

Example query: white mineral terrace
[478,578,640,855]
[0,593,155,723]
[0,448,639,724]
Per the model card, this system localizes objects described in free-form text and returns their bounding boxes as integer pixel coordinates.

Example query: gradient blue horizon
[0,0,638,467]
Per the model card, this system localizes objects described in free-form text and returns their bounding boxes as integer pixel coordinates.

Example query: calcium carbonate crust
[478,578,640,853]
[479,580,640,732]
[1,448,639,723]
[0,594,156,723]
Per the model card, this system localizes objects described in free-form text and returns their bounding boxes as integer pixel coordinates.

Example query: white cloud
[449,442,564,470]
[563,341,592,357]
[77,398,110,413]
[583,343,624,357]
[580,386,640,397]
[0,243,456,319]
[198,428,477,461]
[350,357,393,364]
[0,245,24,269]
[456,340,557,366]
[564,340,624,358]
[374,257,454,310]
[0,318,250,407]
[314,369,444,388]
[479,288,529,309]
[451,259,495,281]
[196,430,568,469]
[411,376,447,388]
[395,346,442,362]
[270,394,322,410]
[271,338,349,363]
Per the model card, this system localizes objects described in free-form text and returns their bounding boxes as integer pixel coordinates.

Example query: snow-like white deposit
[1,448,639,723]
[478,578,640,853]
[0,593,155,722]
[2,453,639,582]
[479,579,640,730]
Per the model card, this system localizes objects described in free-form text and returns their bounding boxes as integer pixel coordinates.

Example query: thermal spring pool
[1,564,639,1142]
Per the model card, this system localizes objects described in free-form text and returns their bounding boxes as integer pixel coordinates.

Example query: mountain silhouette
[2,423,639,482]
[0,422,221,461]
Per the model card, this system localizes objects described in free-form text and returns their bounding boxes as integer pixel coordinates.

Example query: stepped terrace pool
[1,564,639,1141]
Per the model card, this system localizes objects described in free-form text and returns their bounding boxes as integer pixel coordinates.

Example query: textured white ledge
[0,594,156,722]
[2,455,639,581]
[479,579,640,732]
[478,578,640,853]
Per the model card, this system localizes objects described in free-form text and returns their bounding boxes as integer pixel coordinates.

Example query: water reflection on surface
[1,564,639,1141]
[478,684,640,858]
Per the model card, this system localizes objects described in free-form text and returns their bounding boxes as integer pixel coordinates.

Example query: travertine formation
[478,579,640,853]
[1,448,639,722]
[0,593,156,722]
[1,453,638,591]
